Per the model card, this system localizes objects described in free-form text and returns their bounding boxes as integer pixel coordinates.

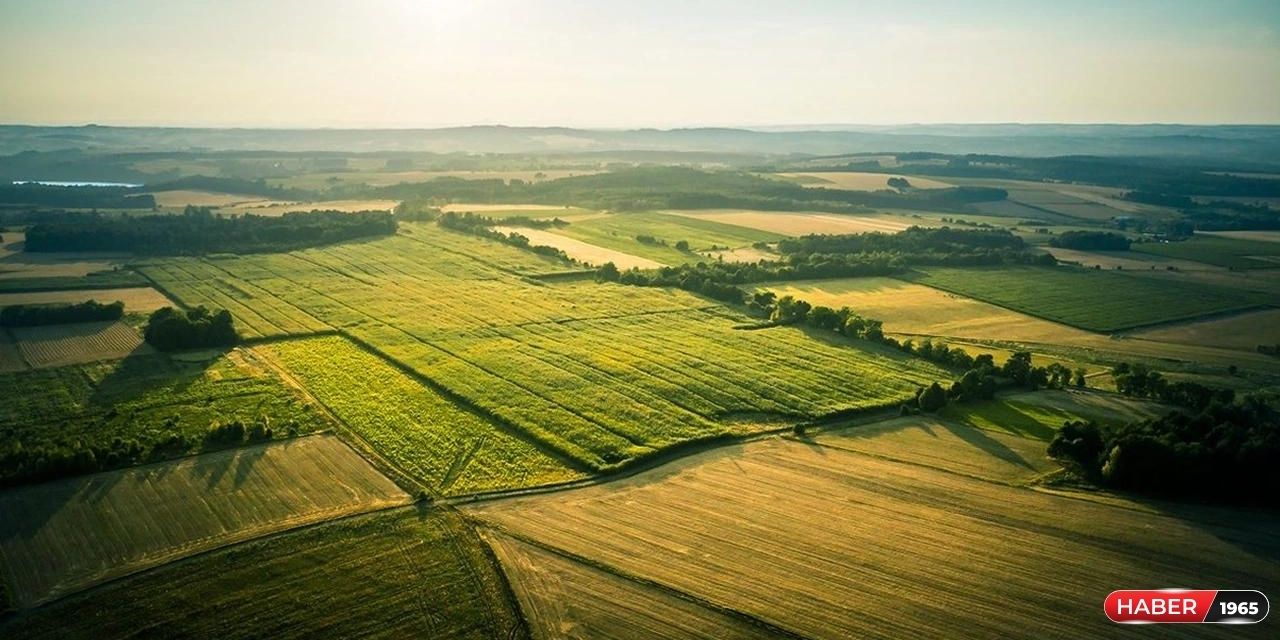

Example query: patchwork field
[550,211,784,265]
[0,286,172,312]
[259,336,584,495]
[1129,308,1280,351]
[666,209,919,236]
[139,227,952,471]
[1,509,523,640]
[492,226,664,269]
[0,435,409,607]
[1133,235,1280,269]
[778,171,953,190]
[468,434,1280,640]
[0,348,330,486]
[11,321,150,368]
[906,266,1268,332]
[484,531,776,640]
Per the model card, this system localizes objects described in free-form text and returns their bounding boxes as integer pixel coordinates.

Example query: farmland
[11,321,150,368]
[937,389,1167,441]
[778,171,953,190]
[258,336,584,495]
[905,265,1269,332]
[0,348,330,485]
[467,433,1280,640]
[1130,308,1280,351]
[0,435,409,607]
[548,211,784,264]
[1132,235,1280,269]
[491,226,664,269]
[666,209,921,236]
[1,508,522,640]
[140,226,952,471]
[218,198,400,216]
[0,286,172,312]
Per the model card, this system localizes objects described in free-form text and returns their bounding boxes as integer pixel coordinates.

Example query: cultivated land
[905,266,1269,332]
[1041,247,1223,272]
[219,199,400,216]
[1,508,523,640]
[778,171,953,190]
[11,320,151,368]
[259,336,584,495]
[666,209,920,236]
[1203,230,1280,243]
[549,211,785,265]
[139,226,951,471]
[1132,235,1280,269]
[0,435,409,607]
[468,433,1280,640]
[1129,308,1280,351]
[147,189,278,209]
[484,531,775,640]
[491,226,664,269]
[0,286,172,312]
[0,349,330,483]
[937,389,1168,441]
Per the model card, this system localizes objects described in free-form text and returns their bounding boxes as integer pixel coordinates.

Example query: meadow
[468,433,1280,640]
[1132,235,1280,269]
[140,226,952,471]
[0,435,409,607]
[905,265,1268,332]
[936,389,1168,441]
[1,508,523,640]
[258,336,584,495]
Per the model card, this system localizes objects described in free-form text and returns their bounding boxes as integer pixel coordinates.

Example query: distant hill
[2,124,1279,166]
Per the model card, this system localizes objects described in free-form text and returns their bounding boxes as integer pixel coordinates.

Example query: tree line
[1047,231,1131,251]
[0,300,123,326]
[0,183,155,209]
[24,206,396,255]
[435,211,576,262]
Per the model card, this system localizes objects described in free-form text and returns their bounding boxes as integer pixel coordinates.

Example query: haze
[1,0,1278,128]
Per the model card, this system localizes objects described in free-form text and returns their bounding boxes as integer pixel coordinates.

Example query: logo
[1105,590,1269,624]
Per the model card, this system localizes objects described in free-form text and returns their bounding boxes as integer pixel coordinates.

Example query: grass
[139,226,952,472]
[937,389,1168,441]
[468,434,1280,640]
[258,336,584,495]
[0,348,330,485]
[0,435,409,607]
[552,211,784,264]
[1132,235,1280,269]
[1,508,524,639]
[905,265,1268,332]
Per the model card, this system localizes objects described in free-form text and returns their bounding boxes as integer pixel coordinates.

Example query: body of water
[12,180,144,188]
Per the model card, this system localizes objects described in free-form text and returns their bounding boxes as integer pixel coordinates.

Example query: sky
[1,0,1278,128]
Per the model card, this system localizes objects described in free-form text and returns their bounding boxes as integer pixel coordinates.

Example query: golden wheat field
[0,286,172,312]
[482,531,777,640]
[0,435,408,607]
[667,210,918,236]
[11,321,151,368]
[467,434,1280,640]
[491,226,665,269]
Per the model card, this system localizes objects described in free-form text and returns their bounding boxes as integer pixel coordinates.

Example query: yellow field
[1129,308,1280,351]
[484,532,774,640]
[1043,247,1222,271]
[468,433,1279,640]
[221,199,400,216]
[779,171,953,190]
[0,286,173,312]
[147,190,277,209]
[492,226,664,269]
[667,210,918,236]
[0,435,409,607]
[12,321,151,368]
[755,277,1280,371]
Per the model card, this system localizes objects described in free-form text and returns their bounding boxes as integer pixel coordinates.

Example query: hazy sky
[2,0,1278,127]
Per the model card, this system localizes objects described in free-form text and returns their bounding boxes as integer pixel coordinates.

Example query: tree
[674,239,690,251]
[596,262,621,282]
[917,382,948,412]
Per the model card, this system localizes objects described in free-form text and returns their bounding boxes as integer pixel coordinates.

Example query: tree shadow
[86,345,229,411]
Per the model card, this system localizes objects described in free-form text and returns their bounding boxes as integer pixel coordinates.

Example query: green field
[0,349,331,486]
[554,211,784,264]
[938,389,1168,441]
[139,226,951,471]
[906,265,1269,332]
[1,508,524,639]
[259,336,584,495]
[0,435,409,607]
[1132,234,1280,269]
